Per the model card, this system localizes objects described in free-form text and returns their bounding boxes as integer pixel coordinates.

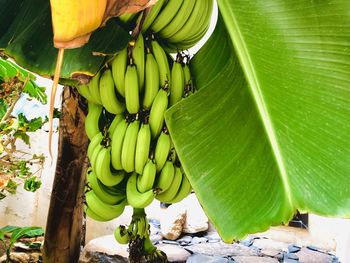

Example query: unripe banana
[170,60,185,106]
[85,102,102,140]
[167,0,209,44]
[87,132,103,160]
[111,120,129,170]
[151,39,171,87]
[140,0,166,32]
[137,217,147,238]
[85,190,127,221]
[100,69,125,114]
[90,143,103,170]
[89,71,102,105]
[183,63,191,86]
[151,0,184,33]
[143,51,160,109]
[86,170,125,205]
[131,34,145,92]
[156,161,175,192]
[149,88,168,139]
[114,225,131,244]
[135,123,151,175]
[159,0,196,39]
[118,12,137,24]
[127,172,155,208]
[137,159,156,192]
[108,114,124,135]
[154,131,171,172]
[95,147,125,186]
[84,205,109,222]
[156,166,182,203]
[125,64,140,114]
[121,120,140,172]
[111,48,128,97]
[76,84,94,102]
[168,174,192,203]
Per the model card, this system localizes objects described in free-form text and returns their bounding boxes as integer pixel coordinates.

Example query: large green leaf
[165,1,350,242]
[0,0,130,79]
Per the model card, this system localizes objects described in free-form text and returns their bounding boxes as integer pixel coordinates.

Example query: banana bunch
[79,33,196,258]
[136,0,214,52]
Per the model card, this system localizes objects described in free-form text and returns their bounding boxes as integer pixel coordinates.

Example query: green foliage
[0,225,44,263]
[166,1,350,241]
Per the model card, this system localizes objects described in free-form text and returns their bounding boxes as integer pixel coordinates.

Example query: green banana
[149,88,168,139]
[127,172,155,208]
[114,225,131,244]
[100,69,125,114]
[140,0,166,32]
[156,161,175,192]
[119,12,137,24]
[169,59,185,106]
[151,0,184,33]
[154,131,171,172]
[137,216,147,238]
[87,132,103,160]
[131,34,145,91]
[95,147,125,186]
[111,120,129,170]
[89,71,102,105]
[108,114,124,135]
[111,48,128,97]
[84,205,109,222]
[86,170,125,205]
[168,174,192,203]
[85,102,102,140]
[167,0,209,43]
[143,51,160,109]
[159,0,196,39]
[121,120,140,172]
[135,123,151,175]
[137,159,156,192]
[156,166,182,203]
[76,84,94,102]
[90,143,103,170]
[85,190,127,221]
[125,64,140,114]
[151,39,171,87]
[183,62,191,86]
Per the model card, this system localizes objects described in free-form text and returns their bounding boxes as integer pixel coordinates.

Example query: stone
[296,247,334,263]
[186,254,229,263]
[233,256,279,263]
[191,237,208,245]
[150,234,163,244]
[286,253,299,260]
[253,238,289,251]
[160,203,186,240]
[150,224,161,236]
[182,194,209,234]
[205,232,221,241]
[260,248,281,257]
[0,252,29,263]
[156,244,191,262]
[79,235,128,263]
[162,240,180,245]
[185,242,258,257]
[240,239,254,247]
[177,235,193,244]
[208,239,220,243]
[288,245,301,253]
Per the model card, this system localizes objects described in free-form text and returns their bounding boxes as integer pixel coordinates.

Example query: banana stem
[143,235,156,255]
[132,207,146,218]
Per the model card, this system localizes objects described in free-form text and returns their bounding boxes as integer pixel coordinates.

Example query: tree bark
[43,87,88,263]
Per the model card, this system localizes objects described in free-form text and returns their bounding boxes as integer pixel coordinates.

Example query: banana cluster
[80,34,194,224]
[138,0,214,52]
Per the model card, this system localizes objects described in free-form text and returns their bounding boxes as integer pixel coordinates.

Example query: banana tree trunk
[43,87,88,263]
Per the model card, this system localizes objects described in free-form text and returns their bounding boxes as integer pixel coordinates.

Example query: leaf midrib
[218,1,294,208]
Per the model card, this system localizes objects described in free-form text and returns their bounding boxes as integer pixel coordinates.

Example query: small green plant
[0,57,48,199]
[0,225,44,263]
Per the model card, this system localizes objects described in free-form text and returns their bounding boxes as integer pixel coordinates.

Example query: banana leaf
[166,0,350,242]
[0,0,130,80]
